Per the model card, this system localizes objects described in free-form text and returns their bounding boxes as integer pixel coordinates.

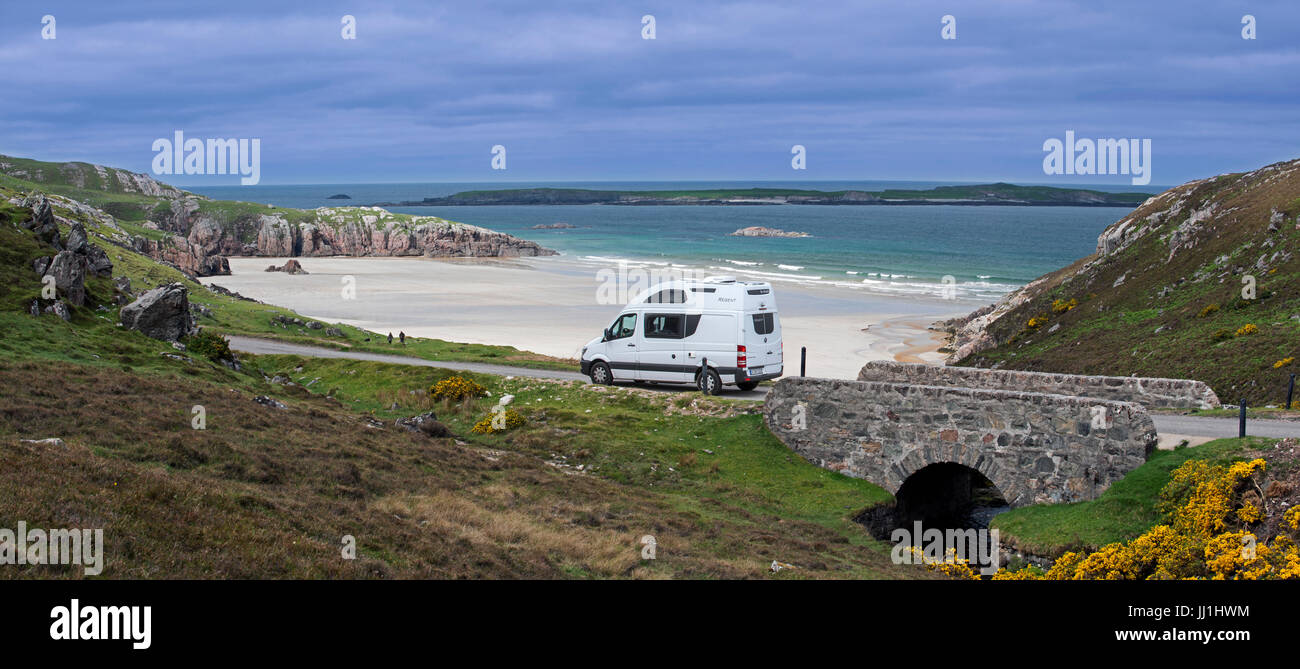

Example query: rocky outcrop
[395,412,452,438]
[252,210,557,258]
[265,259,308,274]
[730,226,810,238]
[20,193,62,249]
[133,204,555,276]
[119,283,196,341]
[63,222,113,278]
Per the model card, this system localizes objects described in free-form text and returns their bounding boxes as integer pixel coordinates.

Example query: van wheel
[736,381,759,391]
[590,361,613,385]
[697,368,722,395]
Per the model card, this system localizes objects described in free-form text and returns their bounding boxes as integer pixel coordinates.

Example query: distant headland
[371,184,1150,208]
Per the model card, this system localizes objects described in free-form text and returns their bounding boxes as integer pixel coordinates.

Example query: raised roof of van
[627,278,775,309]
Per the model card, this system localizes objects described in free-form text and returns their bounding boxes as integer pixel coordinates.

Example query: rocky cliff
[945,158,1300,404]
[2,154,558,278]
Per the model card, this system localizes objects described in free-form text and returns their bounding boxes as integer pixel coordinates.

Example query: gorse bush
[1051,298,1078,314]
[1234,323,1258,337]
[429,375,487,402]
[1273,357,1294,369]
[1197,303,1220,318]
[994,457,1300,580]
[470,407,525,434]
[186,330,233,361]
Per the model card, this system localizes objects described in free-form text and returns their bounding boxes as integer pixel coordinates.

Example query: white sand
[206,256,981,380]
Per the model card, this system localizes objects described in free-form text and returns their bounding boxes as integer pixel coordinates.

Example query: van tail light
[737,345,747,369]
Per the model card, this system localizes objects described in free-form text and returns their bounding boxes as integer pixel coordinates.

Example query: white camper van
[580,276,783,394]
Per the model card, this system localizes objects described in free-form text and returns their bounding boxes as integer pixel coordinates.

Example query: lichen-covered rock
[119,283,196,341]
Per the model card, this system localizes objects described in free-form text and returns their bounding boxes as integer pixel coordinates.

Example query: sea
[189,180,1162,303]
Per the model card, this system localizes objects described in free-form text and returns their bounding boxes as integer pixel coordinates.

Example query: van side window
[752,313,774,335]
[644,314,684,339]
[645,289,687,304]
[609,313,637,340]
[684,314,701,337]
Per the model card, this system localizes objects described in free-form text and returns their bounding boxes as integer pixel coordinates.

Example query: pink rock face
[135,207,555,276]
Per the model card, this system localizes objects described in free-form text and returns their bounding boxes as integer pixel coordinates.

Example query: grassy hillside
[1,183,921,579]
[950,159,1300,405]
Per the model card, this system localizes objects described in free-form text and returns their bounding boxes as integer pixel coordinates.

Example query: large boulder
[119,283,196,341]
[64,222,113,277]
[43,251,90,306]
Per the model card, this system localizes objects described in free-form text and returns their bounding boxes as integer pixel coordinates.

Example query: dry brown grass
[0,359,910,579]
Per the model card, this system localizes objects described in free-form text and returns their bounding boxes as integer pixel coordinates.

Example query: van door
[684,313,735,382]
[638,312,686,381]
[743,311,782,378]
[605,312,640,381]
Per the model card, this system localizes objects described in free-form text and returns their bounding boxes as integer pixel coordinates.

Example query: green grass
[245,355,894,542]
[990,437,1274,557]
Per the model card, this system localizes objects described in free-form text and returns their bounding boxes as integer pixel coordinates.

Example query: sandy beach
[205,255,979,380]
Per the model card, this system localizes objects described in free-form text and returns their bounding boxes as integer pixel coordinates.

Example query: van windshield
[608,313,637,340]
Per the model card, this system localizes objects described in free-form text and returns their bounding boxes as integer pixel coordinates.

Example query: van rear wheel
[697,368,722,395]
[736,381,759,391]
[590,361,613,385]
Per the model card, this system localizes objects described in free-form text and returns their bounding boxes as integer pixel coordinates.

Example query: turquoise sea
[191,181,1159,302]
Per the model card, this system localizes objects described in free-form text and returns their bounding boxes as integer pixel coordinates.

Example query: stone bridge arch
[763,377,1156,507]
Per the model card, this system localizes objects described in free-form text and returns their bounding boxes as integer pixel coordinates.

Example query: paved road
[1149,414,1299,439]
[228,336,1299,438]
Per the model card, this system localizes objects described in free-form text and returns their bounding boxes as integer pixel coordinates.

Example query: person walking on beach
[399,331,406,345]
[387,332,393,344]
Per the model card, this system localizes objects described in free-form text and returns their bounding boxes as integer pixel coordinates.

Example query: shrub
[1051,298,1078,314]
[996,457,1300,580]
[1273,357,1295,369]
[429,375,487,402]
[1211,329,1233,343]
[1234,323,1258,337]
[186,330,233,361]
[1026,315,1048,330]
[470,407,525,434]
[1197,303,1219,318]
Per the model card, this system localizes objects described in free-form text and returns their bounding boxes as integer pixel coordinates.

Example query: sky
[2,0,1299,186]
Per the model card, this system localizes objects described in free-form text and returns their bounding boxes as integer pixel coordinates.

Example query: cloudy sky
[2,0,1298,186]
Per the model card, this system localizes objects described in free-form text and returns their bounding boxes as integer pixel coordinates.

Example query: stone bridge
[763,377,1158,507]
[857,361,1220,410]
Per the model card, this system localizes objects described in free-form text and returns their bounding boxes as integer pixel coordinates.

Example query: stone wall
[857,361,1220,409]
[763,377,1157,507]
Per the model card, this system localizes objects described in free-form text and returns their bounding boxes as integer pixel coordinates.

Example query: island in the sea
[730,226,810,238]
[326,193,352,199]
[371,183,1151,208]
